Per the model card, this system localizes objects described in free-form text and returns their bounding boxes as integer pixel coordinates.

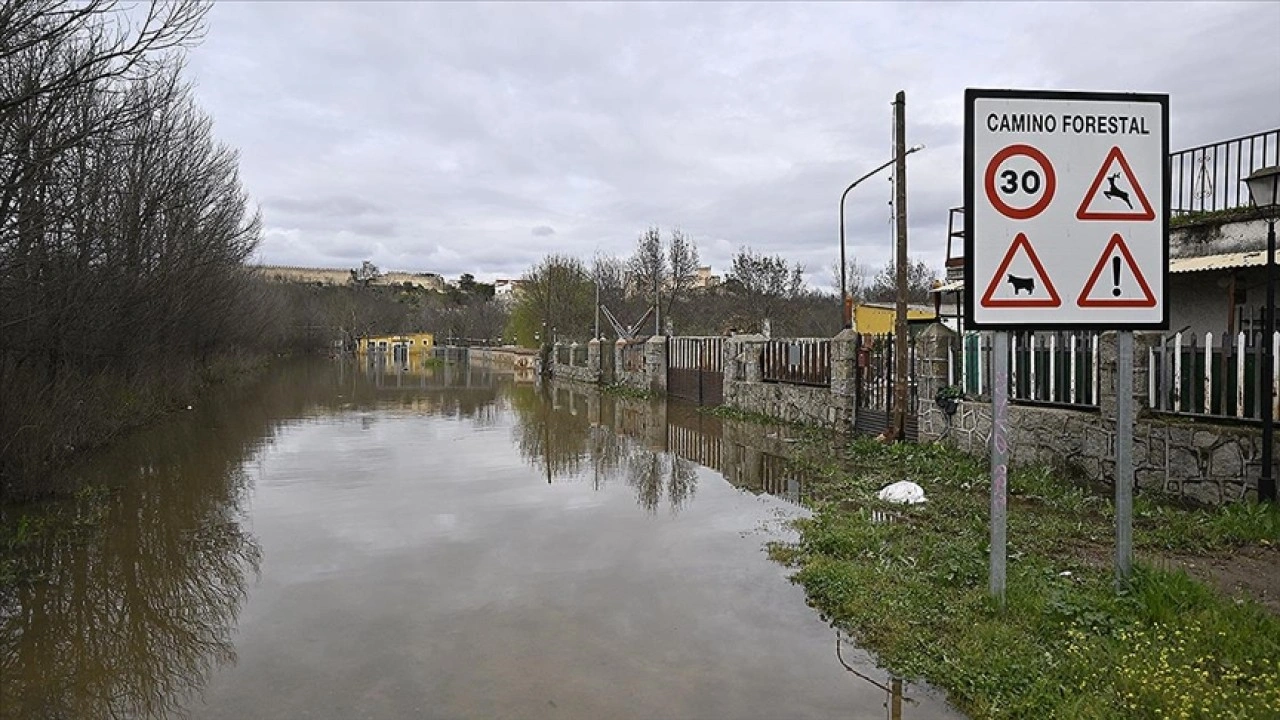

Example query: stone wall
[550,340,602,385]
[468,347,537,371]
[721,333,856,428]
[917,326,1266,504]
[613,336,667,394]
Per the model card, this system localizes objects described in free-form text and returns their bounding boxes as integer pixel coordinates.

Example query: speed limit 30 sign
[964,89,1169,329]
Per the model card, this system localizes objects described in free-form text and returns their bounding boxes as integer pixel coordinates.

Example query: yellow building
[852,302,936,335]
[357,333,435,360]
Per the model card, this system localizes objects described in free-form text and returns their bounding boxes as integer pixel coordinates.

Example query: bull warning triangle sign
[1076,146,1155,221]
[980,233,1061,308]
[1077,233,1157,307]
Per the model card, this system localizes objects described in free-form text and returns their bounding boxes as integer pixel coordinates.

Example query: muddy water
[1,358,961,719]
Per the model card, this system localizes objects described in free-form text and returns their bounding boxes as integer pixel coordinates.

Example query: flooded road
[1,358,961,719]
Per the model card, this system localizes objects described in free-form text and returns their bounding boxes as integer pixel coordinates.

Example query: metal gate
[853,333,919,440]
[600,338,616,384]
[667,336,724,405]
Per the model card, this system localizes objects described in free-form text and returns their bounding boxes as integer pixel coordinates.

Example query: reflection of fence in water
[759,451,804,505]
[666,420,723,472]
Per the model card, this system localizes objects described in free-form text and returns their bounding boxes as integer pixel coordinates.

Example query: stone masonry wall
[614,336,667,394]
[917,327,1265,504]
[550,340,602,385]
[721,333,856,428]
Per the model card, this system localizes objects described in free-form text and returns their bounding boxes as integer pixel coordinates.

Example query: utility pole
[892,90,909,441]
[654,272,661,336]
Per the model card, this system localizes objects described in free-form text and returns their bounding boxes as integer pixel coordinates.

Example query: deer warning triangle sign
[980,233,1062,308]
[1077,233,1157,307]
[1076,146,1155,221]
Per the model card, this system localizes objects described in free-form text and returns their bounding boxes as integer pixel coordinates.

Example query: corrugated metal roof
[926,252,1272,288]
[1170,250,1273,273]
[930,279,965,293]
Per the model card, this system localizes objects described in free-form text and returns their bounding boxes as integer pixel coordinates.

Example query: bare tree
[830,257,870,305]
[664,227,699,331]
[725,246,805,326]
[866,258,939,304]
[627,226,666,307]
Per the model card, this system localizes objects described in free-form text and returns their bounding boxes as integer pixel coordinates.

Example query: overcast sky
[185,1,1280,289]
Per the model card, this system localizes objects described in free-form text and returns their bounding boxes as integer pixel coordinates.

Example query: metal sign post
[1115,330,1135,583]
[965,88,1168,593]
[990,331,1009,604]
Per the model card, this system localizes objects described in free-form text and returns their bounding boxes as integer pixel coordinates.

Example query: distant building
[357,333,435,362]
[693,266,722,289]
[494,278,528,298]
[254,265,445,292]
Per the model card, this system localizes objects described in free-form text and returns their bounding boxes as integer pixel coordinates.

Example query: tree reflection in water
[509,383,702,513]
[0,360,365,720]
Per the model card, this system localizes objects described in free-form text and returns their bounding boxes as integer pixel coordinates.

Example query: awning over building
[1169,250,1273,273]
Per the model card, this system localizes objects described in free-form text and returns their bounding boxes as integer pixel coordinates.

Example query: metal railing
[1169,128,1279,215]
[761,338,831,387]
[620,341,646,372]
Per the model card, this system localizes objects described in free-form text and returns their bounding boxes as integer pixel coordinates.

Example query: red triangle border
[1076,233,1157,308]
[1076,146,1155,221]
[980,233,1062,308]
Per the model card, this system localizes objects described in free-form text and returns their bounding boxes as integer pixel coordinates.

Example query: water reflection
[0,386,276,719]
[508,381,809,513]
[0,362,958,720]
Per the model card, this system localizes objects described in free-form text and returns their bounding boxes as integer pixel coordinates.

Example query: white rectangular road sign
[964,89,1169,329]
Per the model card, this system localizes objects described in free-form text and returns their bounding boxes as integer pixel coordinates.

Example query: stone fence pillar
[645,335,668,394]
[914,324,957,441]
[724,334,766,384]
[830,328,859,427]
[587,338,602,382]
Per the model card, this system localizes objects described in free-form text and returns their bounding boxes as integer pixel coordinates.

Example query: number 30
[1000,169,1041,195]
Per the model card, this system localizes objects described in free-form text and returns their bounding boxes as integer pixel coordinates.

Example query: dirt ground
[1146,544,1280,615]
[1068,541,1279,614]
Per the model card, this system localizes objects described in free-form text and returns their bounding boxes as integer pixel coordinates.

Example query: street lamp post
[1244,165,1280,503]
[840,144,924,328]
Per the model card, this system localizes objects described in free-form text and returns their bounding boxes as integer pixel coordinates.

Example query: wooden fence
[1149,330,1279,421]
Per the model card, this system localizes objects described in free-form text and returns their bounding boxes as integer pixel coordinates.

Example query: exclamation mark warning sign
[1077,234,1157,308]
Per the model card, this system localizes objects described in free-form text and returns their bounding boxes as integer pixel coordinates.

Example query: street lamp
[1244,165,1280,503]
[840,144,925,328]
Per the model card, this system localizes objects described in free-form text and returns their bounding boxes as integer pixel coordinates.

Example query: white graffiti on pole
[965,90,1169,329]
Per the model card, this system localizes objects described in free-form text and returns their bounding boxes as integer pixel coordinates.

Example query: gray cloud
[531,225,556,237]
[191,2,1280,288]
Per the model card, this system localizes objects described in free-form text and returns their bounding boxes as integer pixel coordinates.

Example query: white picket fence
[1148,330,1279,420]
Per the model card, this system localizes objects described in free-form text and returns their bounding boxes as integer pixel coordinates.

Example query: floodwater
[1,357,962,720]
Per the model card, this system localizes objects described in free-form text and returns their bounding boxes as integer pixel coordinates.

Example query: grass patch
[773,437,1280,719]
[700,404,809,429]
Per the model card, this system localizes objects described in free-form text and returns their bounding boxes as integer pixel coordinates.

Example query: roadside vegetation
[771,434,1280,719]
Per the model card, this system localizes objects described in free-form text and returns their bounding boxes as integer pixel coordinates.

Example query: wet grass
[771,436,1280,719]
